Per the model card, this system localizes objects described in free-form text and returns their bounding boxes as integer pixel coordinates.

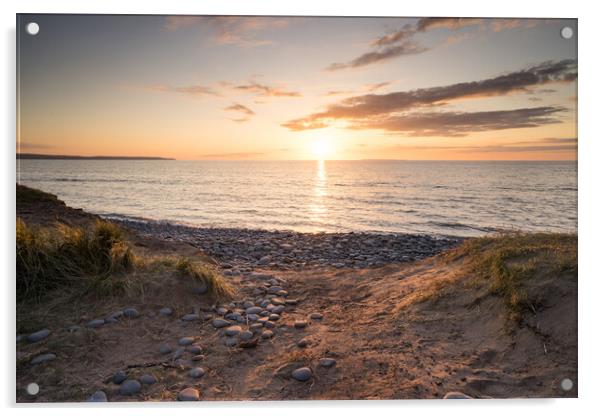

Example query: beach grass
[176,257,236,300]
[445,232,577,322]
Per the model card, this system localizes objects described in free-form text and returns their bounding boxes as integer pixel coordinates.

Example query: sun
[311,137,334,159]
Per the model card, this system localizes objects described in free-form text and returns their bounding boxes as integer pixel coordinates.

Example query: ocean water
[17,160,577,237]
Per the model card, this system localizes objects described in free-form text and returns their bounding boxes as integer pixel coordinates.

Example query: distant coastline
[17,153,175,160]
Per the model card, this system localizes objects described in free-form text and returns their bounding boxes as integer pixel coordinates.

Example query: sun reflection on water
[309,160,328,226]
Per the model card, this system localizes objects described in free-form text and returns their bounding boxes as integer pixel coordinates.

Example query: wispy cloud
[387,137,577,152]
[328,17,540,71]
[224,102,255,122]
[365,81,392,92]
[284,60,576,133]
[232,80,301,97]
[142,84,219,97]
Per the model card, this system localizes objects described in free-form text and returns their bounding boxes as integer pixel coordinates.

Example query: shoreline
[110,216,463,270]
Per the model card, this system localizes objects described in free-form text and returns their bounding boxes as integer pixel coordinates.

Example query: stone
[105,317,118,324]
[113,370,127,384]
[309,312,323,320]
[294,320,308,329]
[173,347,185,359]
[123,308,140,318]
[159,307,172,316]
[224,325,242,336]
[297,339,309,348]
[243,301,254,309]
[247,314,259,322]
[268,314,280,321]
[285,299,298,305]
[191,354,205,361]
[188,345,202,355]
[239,330,253,340]
[225,337,238,347]
[140,374,157,385]
[216,307,228,315]
[88,390,108,402]
[193,282,208,295]
[87,319,105,328]
[212,318,230,328]
[319,358,336,367]
[261,330,274,339]
[250,323,263,331]
[259,310,270,317]
[225,312,241,321]
[246,306,263,315]
[159,344,172,354]
[178,337,195,346]
[443,392,473,399]
[30,353,56,365]
[267,286,283,294]
[119,380,141,395]
[27,329,50,343]
[178,387,200,401]
[264,321,276,329]
[189,367,205,378]
[260,300,270,308]
[110,311,124,319]
[181,314,199,322]
[291,367,312,382]
[272,305,286,314]
[271,297,286,306]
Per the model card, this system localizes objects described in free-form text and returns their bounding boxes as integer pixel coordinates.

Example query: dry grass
[176,257,236,300]
[444,232,577,322]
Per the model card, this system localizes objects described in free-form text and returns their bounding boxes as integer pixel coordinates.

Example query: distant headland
[17,153,175,160]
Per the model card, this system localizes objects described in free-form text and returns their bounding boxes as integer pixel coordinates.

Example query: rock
[140,374,157,385]
[246,306,263,315]
[268,314,280,321]
[159,307,172,316]
[271,297,286,306]
[277,290,289,297]
[159,344,172,354]
[87,319,105,328]
[67,325,81,333]
[88,390,108,402]
[181,314,199,322]
[178,337,195,346]
[123,308,140,318]
[193,282,208,295]
[178,387,200,401]
[272,305,286,314]
[188,345,202,355]
[224,325,242,336]
[239,330,253,340]
[261,330,274,339]
[291,367,312,381]
[294,320,308,329]
[224,337,238,347]
[247,314,259,321]
[225,312,241,321]
[27,329,50,343]
[191,354,205,361]
[267,286,283,294]
[264,321,276,329]
[309,312,323,320]
[189,367,205,378]
[243,301,254,309]
[259,310,270,317]
[174,358,189,368]
[113,370,127,384]
[250,323,263,331]
[285,299,298,305]
[239,338,259,348]
[119,380,141,395]
[110,311,124,319]
[212,318,230,328]
[172,347,185,360]
[443,392,473,399]
[30,353,56,365]
[319,358,336,367]
[105,317,118,324]
[260,300,270,308]
[297,339,309,348]
[216,307,228,315]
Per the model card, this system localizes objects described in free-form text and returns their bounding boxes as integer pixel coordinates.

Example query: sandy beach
[15,185,577,401]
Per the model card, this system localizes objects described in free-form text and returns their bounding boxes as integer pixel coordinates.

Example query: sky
[17,15,577,160]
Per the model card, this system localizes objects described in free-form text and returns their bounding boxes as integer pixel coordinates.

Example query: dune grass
[16,218,137,302]
[176,257,235,299]
[445,232,577,322]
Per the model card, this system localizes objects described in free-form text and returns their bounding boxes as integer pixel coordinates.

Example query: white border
[2,1,600,415]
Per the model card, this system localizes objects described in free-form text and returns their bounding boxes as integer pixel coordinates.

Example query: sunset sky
[17,15,577,160]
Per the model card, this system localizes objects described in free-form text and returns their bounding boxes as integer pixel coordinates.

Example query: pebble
[87,390,108,402]
[181,314,199,322]
[217,307,228,315]
[264,321,276,329]
[224,325,242,336]
[159,307,172,316]
[105,317,118,324]
[68,325,81,333]
[225,312,241,321]
[189,367,205,378]
[173,347,185,359]
[443,392,474,399]
[87,319,105,328]
[271,298,286,306]
[261,330,274,339]
[113,370,127,384]
[297,339,309,348]
[319,358,337,367]
[159,344,172,354]
[178,337,195,346]
[123,308,140,318]
[27,329,51,343]
[243,301,254,308]
[193,283,208,295]
[272,305,286,314]
[225,337,238,347]
[188,345,202,354]
[285,299,298,305]
[110,311,124,319]
[309,312,323,320]
[191,354,205,361]
[240,330,254,340]
[246,306,263,315]
[247,314,259,321]
[291,367,312,381]
[250,323,263,331]
[212,318,230,328]
[30,353,56,365]
[294,320,308,329]
[178,387,200,401]
[260,300,270,308]
[268,314,280,321]
[119,380,141,395]
[140,374,157,385]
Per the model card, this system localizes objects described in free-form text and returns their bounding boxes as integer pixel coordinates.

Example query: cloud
[163,16,203,32]
[224,102,255,116]
[349,106,565,136]
[387,137,576,153]
[233,81,301,97]
[365,81,392,92]
[284,60,577,132]
[326,42,427,71]
[143,84,219,97]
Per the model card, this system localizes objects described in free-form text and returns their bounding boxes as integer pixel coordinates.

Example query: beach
[16,185,578,401]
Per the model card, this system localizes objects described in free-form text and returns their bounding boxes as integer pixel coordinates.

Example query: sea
[17,160,577,237]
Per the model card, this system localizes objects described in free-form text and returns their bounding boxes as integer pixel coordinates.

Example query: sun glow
[311,137,334,159]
